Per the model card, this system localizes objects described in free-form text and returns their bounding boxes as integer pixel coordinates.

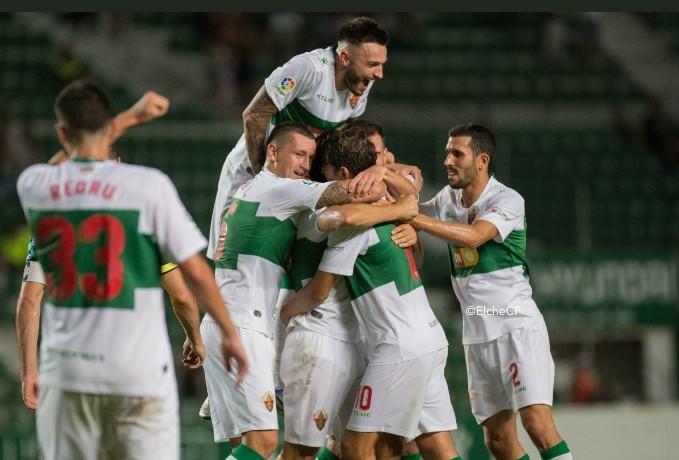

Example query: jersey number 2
[36,215,125,302]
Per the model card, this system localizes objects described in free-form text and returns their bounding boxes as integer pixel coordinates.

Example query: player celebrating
[412,123,573,460]
[16,79,247,460]
[280,128,461,460]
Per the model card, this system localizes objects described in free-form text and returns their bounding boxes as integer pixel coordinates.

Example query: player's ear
[338,49,351,67]
[477,152,489,171]
[340,166,351,180]
[265,143,278,166]
[55,122,70,149]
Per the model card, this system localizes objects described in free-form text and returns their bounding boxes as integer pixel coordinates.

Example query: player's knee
[484,429,514,456]
[340,432,370,460]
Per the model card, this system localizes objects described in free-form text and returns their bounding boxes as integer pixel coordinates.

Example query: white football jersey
[207,46,371,259]
[209,168,331,338]
[288,209,359,343]
[420,176,543,345]
[319,223,448,365]
[17,159,206,396]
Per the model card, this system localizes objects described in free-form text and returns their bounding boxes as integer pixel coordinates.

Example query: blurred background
[0,11,678,459]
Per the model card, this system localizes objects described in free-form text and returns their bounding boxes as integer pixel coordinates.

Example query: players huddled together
[16,15,573,460]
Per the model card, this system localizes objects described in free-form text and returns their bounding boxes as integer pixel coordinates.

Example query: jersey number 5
[36,214,125,303]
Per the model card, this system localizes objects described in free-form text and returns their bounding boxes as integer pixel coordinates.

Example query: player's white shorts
[465,319,555,424]
[347,347,457,442]
[280,328,366,447]
[273,287,295,390]
[201,320,278,442]
[37,385,179,460]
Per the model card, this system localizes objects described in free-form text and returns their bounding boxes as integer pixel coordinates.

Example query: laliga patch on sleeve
[297,179,319,187]
[272,76,296,98]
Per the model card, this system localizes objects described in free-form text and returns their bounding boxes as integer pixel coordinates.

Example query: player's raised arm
[243,86,279,175]
[47,90,170,164]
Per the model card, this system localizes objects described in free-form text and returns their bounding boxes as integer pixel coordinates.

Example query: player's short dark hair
[338,16,390,47]
[55,79,113,142]
[268,121,315,148]
[449,123,496,171]
[318,126,377,178]
[339,118,385,144]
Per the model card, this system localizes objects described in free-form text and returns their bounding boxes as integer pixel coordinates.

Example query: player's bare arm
[47,90,170,164]
[279,271,339,326]
[243,85,279,175]
[161,268,206,369]
[112,90,170,137]
[349,164,418,198]
[317,194,418,232]
[16,280,44,411]
[411,214,498,249]
[178,254,249,387]
[386,162,423,191]
[316,179,387,209]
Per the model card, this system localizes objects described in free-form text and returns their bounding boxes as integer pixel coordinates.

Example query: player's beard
[447,163,478,189]
[344,65,368,96]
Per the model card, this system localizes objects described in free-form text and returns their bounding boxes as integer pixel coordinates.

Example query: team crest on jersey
[273,76,296,98]
[349,95,360,109]
[467,205,479,224]
[262,391,275,412]
[313,409,328,430]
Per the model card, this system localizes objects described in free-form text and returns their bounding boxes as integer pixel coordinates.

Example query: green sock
[401,454,421,460]
[316,447,340,460]
[540,440,571,460]
[227,444,265,460]
[518,455,530,460]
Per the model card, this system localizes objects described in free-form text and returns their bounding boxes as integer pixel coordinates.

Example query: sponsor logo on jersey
[313,409,328,430]
[445,211,457,220]
[467,205,479,224]
[262,391,275,412]
[273,76,296,98]
[488,207,510,221]
[452,247,479,268]
[316,93,334,104]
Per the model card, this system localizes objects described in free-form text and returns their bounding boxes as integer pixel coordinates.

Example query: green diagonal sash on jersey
[290,237,328,292]
[345,223,422,300]
[28,209,160,309]
[448,226,530,278]
[215,198,296,270]
[272,99,346,133]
